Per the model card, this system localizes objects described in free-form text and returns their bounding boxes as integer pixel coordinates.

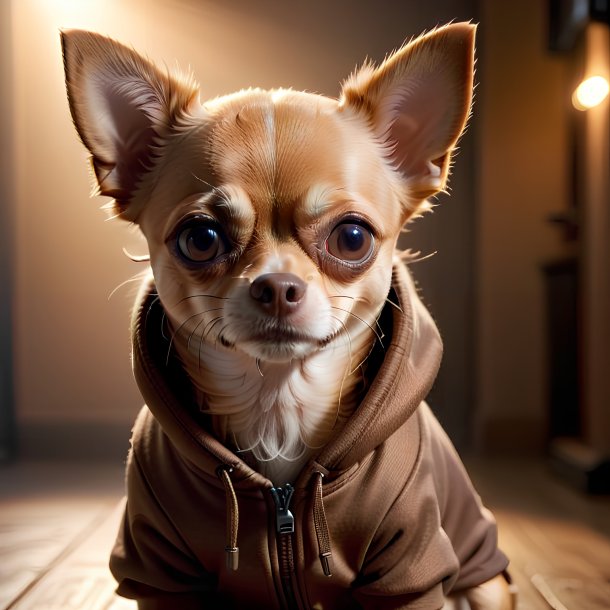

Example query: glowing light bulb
[572,76,610,111]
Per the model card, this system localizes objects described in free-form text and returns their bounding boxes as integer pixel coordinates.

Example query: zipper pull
[270,484,295,534]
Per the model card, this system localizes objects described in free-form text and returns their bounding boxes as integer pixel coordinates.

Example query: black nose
[249,273,307,316]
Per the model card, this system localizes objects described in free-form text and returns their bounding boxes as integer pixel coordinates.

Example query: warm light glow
[572,76,610,110]
[35,0,120,31]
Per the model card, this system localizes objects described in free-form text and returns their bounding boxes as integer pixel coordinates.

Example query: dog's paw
[445,573,517,610]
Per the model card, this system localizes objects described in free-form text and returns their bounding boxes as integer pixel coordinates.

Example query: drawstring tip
[320,552,333,577]
[225,547,239,571]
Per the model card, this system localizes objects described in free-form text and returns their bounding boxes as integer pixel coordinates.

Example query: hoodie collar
[130,281,269,489]
[316,262,443,471]
[131,262,442,484]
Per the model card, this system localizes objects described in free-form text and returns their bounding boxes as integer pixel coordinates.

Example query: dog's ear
[340,22,475,213]
[61,30,199,220]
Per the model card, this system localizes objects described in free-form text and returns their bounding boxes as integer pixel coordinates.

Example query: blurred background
[0,1,609,608]
[1,0,608,470]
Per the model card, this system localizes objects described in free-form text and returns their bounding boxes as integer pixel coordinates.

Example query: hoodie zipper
[217,468,332,608]
[270,484,299,609]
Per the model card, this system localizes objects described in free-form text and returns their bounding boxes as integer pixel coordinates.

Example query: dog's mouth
[249,327,315,344]
[221,321,339,362]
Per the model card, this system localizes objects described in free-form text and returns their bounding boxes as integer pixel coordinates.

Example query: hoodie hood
[115,263,509,607]
[131,261,443,486]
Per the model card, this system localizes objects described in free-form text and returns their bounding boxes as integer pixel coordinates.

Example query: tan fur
[62,22,513,606]
[444,573,517,610]
[130,91,402,483]
[125,83,460,484]
[61,15,474,505]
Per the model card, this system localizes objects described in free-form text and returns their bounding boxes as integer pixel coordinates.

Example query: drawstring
[217,466,239,571]
[312,470,334,577]
[216,464,334,578]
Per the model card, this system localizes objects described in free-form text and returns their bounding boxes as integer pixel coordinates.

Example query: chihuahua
[62,23,514,610]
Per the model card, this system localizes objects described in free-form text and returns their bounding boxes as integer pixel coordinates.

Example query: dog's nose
[249,273,307,317]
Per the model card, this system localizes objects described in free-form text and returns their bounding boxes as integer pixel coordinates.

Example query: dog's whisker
[190,177,235,208]
[256,358,264,378]
[330,305,385,346]
[190,172,215,190]
[173,294,229,307]
[197,316,224,371]
[349,337,377,377]
[401,249,438,264]
[328,314,351,352]
[160,310,170,342]
[176,308,223,336]
[328,315,353,425]
[329,294,374,307]
[204,318,229,359]
[384,297,403,313]
[107,271,149,301]
[122,247,150,263]
[165,310,212,365]
[145,294,161,312]
[215,322,233,351]
[201,315,224,342]
[187,317,207,352]
[168,309,208,342]
[144,294,161,333]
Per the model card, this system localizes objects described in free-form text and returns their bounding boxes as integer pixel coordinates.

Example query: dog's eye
[326,222,375,264]
[176,220,228,264]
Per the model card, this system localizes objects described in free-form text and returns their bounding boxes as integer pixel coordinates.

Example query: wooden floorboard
[0,461,130,610]
[467,457,610,609]
[1,458,609,609]
[7,503,135,610]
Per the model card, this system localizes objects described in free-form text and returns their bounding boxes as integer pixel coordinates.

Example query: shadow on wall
[0,0,16,462]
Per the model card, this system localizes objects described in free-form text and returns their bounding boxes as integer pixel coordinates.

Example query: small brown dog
[62,24,514,610]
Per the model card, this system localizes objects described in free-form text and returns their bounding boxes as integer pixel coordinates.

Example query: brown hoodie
[110,262,508,609]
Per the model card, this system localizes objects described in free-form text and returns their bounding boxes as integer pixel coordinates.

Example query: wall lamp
[572,75,610,110]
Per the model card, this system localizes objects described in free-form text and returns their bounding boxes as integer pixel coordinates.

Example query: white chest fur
[175,337,366,485]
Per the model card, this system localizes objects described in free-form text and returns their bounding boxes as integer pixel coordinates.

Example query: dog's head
[62,25,474,365]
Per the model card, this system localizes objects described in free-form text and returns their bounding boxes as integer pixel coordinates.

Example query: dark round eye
[325,222,375,264]
[176,220,228,264]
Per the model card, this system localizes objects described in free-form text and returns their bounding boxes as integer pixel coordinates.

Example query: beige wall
[10,0,598,457]
[8,0,478,452]
[475,1,573,450]
[12,2,146,428]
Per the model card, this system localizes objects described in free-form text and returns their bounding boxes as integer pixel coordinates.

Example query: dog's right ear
[340,23,475,220]
[61,30,199,221]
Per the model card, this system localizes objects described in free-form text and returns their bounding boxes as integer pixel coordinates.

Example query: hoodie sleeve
[109,408,220,609]
[423,404,509,593]
[353,403,508,609]
[351,457,459,609]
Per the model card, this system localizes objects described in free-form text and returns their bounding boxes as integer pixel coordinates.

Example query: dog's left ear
[61,30,200,220]
[340,22,475,212]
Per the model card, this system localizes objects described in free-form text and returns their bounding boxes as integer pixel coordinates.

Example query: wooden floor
[1,457,609,609]
[466,458,610,609]
[0,461,134,610]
